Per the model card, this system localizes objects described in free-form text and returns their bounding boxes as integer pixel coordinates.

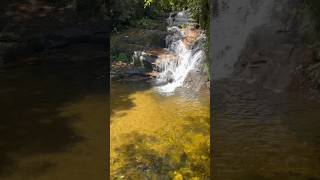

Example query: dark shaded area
[212,80,320,180]
[112,132,172,179]
[110,0,166,31]
[110,80,152,118]
[0,60,107,177]
[0,0,109,178]
[110,0,145,30]
[112,128,209,180]
[305,0,320,40]
[0,0,109,65]
[210,0,320,179]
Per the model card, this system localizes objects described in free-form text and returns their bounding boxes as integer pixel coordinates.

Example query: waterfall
[156,12,206,93]
[211,0,274,79]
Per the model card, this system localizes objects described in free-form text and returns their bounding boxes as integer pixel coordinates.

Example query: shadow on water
[110,81,152,118]
[111,115,210,179]
[212,80,320,180]
[0,60,106,177]
[112,128,210,179]
[111,132,171,179]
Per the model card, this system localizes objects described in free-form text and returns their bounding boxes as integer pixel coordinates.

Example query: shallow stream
[110,81,210,179]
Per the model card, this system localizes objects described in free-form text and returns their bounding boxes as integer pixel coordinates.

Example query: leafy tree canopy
[144,0,210,28]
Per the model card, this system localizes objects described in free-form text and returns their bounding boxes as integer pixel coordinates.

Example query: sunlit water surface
[110,81,210,179]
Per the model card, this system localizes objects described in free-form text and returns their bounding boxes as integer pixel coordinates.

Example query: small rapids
[155,12,206,94]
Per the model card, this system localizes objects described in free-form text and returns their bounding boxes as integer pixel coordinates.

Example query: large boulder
[231,0,313,92]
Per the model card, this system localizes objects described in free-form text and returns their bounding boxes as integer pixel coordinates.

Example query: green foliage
[144,0,186,10]
[144,0,210,29]
[144,0,153,8]
[204,62,210,80]
[111,0,145,29]
[112,53,129,62]
[134,17,154,29]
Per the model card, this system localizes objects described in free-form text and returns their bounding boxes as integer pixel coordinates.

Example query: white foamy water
[156,13,205,94]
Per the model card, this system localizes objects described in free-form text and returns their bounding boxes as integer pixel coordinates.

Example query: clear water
[110,81,210,179]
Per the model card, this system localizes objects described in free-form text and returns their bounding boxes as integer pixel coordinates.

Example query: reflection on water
[110,81,210,179]
[213,80,320,180]
[0,61,107,179]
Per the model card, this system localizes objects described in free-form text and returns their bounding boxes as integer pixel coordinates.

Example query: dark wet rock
[210,0,320,98]
[234,26,307,91]
[0,23,108,65]
[111,71,156,82]
[166,26,183,48]
[132,51,156,71]
[0,0,109,66]
[168,11,189,27]
[2,42,35,63]
[132,49,178,72]
[45,24,108,44]
[185,66,209,91]
[230,0,313,93]
[42,33,69,49]
[111,60,159,82]
[110,28,169,80]
[0,32,22,43]
[122,29,166,47]
[111,29,166,57]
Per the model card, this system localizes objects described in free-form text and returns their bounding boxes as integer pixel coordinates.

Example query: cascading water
[156,12,206,93]
[211,0,274,80]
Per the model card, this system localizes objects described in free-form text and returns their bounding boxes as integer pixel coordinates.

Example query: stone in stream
[111,49,179,82]
[183,26,203,49]
[132,49,178,72]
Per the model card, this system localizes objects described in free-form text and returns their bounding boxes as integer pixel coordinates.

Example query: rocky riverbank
[111,12,209,91]
[0,0,108,66]
[212,0,320,99]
